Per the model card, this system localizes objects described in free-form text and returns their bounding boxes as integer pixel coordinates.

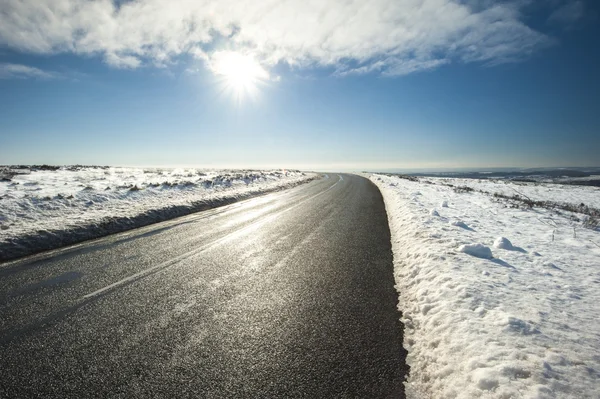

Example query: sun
[211,51,269,103]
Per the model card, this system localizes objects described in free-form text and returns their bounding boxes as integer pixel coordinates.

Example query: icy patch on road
[369,173,600,399]
[0,166,316,261]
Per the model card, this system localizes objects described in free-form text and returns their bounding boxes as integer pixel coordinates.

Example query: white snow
[427,176,600,209]
[370,173,600,399]
[451,220,471,230]
[493,237,514,250]
[458,243,493,259]
[0,166,315,260]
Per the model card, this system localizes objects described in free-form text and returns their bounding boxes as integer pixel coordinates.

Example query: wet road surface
[0,174,408,398]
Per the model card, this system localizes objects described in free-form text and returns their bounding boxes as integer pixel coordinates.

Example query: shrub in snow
[440,200,448,208]
[583,215,600,230]
[454,185,474,193]
[430,209,440,216]
[493,237,514,250]
[458,243,493,259]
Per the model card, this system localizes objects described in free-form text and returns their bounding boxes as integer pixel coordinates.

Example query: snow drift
[0,166,316,261]
[370,173,600,399]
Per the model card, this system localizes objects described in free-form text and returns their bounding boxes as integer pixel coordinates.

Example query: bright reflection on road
[222,204,280,228]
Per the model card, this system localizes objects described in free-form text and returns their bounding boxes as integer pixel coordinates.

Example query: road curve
[0,174,408,398]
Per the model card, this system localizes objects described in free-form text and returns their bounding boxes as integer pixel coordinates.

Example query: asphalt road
[0,174,408,398]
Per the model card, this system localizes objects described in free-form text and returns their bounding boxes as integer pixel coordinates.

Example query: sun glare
[212,51,269,103]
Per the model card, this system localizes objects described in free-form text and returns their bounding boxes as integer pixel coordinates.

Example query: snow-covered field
[370,174,600,399]
[427,177,600,209]
[0,166,316,261]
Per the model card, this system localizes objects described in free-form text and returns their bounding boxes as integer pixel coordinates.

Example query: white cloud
[0,63,60,79]
[0,0,555,76]
[548,1,585,26]
[105,53,142,69]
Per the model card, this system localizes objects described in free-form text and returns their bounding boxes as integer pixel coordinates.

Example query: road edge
[0,175,320,263]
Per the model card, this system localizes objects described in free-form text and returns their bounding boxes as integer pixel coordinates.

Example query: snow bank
[0,167,316,261]
[370,174,600,399]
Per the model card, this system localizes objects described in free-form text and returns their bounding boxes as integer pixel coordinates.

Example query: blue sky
[0,0,599,171]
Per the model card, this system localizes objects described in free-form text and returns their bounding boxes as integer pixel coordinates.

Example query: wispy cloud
[548,1,585,27]
[0,63,60,79]
[0,0,558,77]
